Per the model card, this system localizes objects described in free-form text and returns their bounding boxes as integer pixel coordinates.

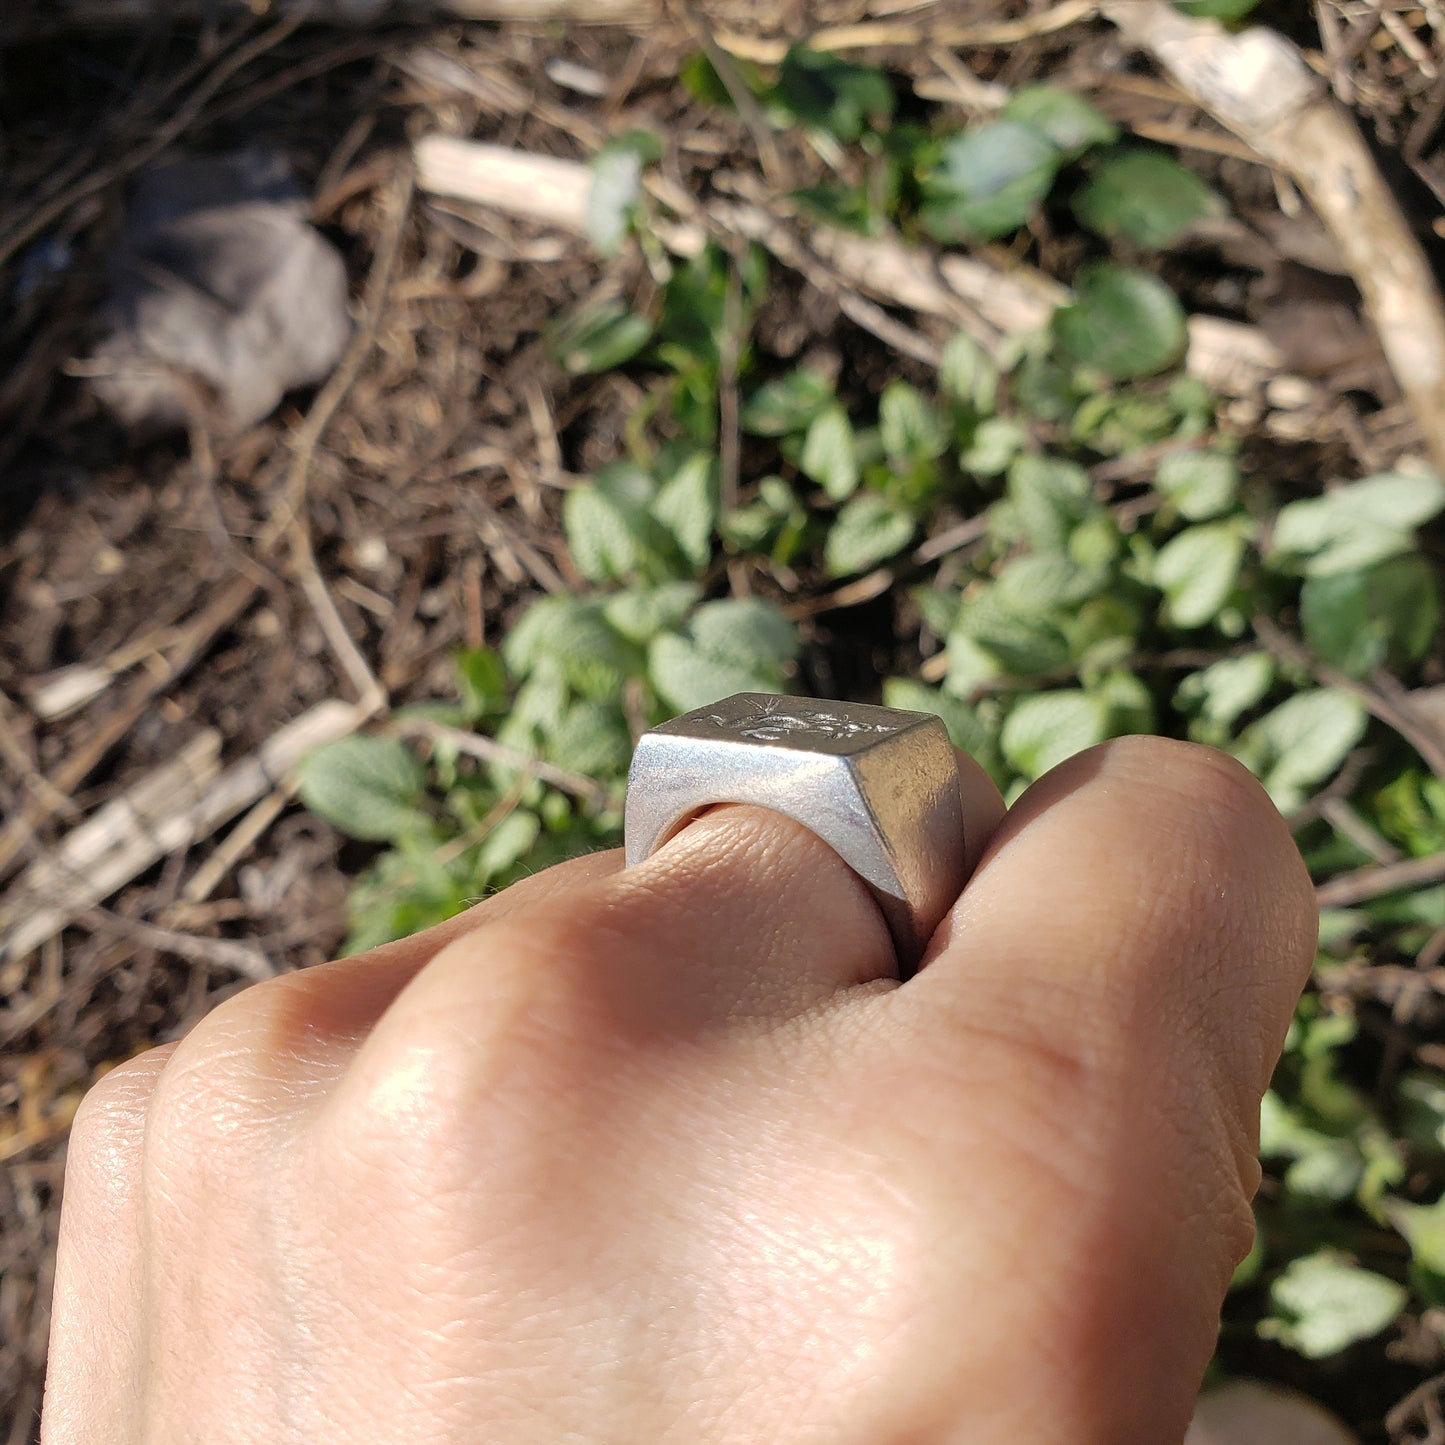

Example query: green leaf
[1000,690,1110,779]
[825,494,916,575]
[960,416,1027,477]
[774,46,894,141]
[995,553,1105,612]
[1235,689,1368,813]
[501,596,640,701]
[879,380,947,463]
[1093,668,1155,735]
[1153,521,1248,627]
[688,597,799,672]
[1065,594,1141,674]
[546,698,633,776]
[740,369,834,436]
[602,582,703,644]
[943,631,1003,698]
[1301,557,1439,677]
[546,297,653,374]
[1402,1074,1445,1153]
[1174,0,1259,17]
[297,734,428,843]
[497,660,570,749]
[939,331,998,414]
[919,121,1063,242]
[1000,85,1119,157]
[474,809,543,879]
[1067,512,1122,571]
[587,133,660,256]
[792,177,879,234]
[882,678,1000,773]
[1175,651,1275,729]
[654,451,719,572]
[1052,264,1188,381]
[1006,453,1095,552]
[1272,471,1445,576]
[680,51,767,108]
[721,476,808,562]
[1259,1251,1407,1359]
[501,595,591,678]
[1014,352,1082,424]
[456,647,508,722]
[1074,148,1222,248]
[1389,1196,1445,1307]
[800,404,860,499]
[953,584,1072,678]
[647,635,765,712]
[564,485,641,583]
[646,598,798,713]
[1156,449,1238,520]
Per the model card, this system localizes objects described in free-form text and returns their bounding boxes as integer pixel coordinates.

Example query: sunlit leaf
[297,735,428,843]
[1001,85,1119,157]
[740,369,834,436]
[1052,264,1188,380]
[1156,448,1239,520]
[546,297,653,374]
[1272,471,1445,576]
[1000,689,1110,779]
[824,494,916,575]
[1235,689,1368,813]
[1074,148,1222,248]
[1259,1251,1407,1359]
[1152,521,1248,627]
[1301,558,1439,677]
[919,120,1062,242]
[800,404,860,499]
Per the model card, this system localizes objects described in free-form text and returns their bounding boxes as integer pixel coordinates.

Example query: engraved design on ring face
[707,697,901,744]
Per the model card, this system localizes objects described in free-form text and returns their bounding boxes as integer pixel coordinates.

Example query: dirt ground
[3,5,1445,1440]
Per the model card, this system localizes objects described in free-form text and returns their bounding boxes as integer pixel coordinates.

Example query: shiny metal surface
[623,693,967,970]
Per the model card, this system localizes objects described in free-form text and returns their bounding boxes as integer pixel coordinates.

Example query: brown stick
[1103,0,1445,479]
[1316,849,1445,908]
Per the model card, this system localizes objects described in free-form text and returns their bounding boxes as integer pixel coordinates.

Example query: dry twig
[1316,849,1445,908]
[393,717,608,802]
[0,701,366,967]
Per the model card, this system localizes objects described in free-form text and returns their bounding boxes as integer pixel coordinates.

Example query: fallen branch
[1103,0,1445,478]
[413,136,1305,403]
[0,699,366,964]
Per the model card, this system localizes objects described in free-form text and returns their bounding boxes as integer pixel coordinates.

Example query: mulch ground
[2,5,1443,1440]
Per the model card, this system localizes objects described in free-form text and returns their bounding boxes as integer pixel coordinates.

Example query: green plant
[301,51,1445,1414]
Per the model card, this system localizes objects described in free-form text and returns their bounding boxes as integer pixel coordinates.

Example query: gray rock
[89,148,351,435]
[1186,1381,1359,1445]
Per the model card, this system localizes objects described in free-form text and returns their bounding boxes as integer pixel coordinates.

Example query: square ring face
[652,692,923,757]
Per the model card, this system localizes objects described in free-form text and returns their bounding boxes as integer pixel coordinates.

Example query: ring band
[623,693,967,971]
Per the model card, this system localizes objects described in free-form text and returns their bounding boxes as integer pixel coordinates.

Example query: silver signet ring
[623,693,967,971]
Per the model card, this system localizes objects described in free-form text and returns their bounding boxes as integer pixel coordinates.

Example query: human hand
[43,736,1316,1444]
